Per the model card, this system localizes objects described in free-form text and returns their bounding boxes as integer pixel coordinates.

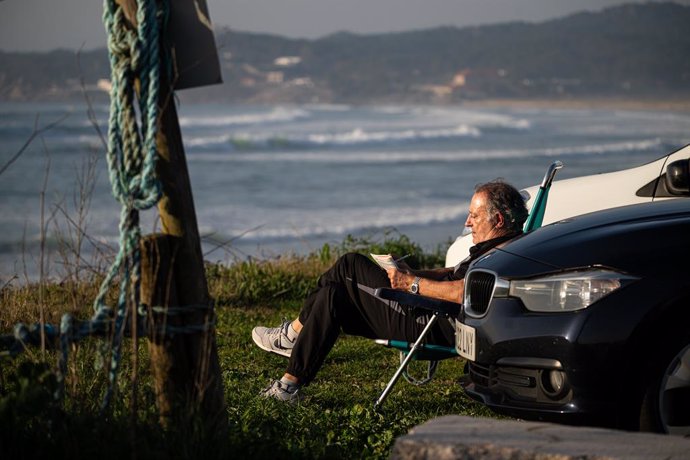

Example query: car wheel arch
[615,295,690,431]
[638,341,690,435]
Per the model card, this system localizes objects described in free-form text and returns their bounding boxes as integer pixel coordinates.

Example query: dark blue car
[458,196,690,435]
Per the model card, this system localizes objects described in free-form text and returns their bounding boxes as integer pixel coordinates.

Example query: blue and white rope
[56,0,165,408]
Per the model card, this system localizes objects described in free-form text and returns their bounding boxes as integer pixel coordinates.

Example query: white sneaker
[260,379,303,403]
[252,320,296,358]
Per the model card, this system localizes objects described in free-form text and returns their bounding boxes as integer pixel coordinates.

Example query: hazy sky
[1,0,689,52]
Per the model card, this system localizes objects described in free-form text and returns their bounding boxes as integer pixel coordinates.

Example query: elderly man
[252,179,528,401]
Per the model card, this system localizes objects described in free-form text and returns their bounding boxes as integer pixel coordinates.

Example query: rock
[391,416,690,460]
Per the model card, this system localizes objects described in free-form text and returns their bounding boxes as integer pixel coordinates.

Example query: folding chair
[373,160,564,407]
[372,288,461,406]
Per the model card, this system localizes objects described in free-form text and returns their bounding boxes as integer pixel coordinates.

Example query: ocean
[2,102,690,282]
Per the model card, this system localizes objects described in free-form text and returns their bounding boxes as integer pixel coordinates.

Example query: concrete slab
[390,416,690,460]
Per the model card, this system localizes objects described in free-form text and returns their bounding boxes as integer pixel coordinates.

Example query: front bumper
[460,297,623,426]
[462,361,616,426]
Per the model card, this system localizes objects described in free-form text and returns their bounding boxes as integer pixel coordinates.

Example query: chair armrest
[373,287,461,317]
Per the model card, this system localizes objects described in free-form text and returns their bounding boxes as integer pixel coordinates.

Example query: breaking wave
[187,138,666,164]
[197,202,469,242]
[178,107,311,127]
[184,124,481,150]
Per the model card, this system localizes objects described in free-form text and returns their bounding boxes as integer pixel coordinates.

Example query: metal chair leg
[374,312,440,407]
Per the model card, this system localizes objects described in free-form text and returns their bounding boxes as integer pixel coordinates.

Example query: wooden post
[140,234,180,425]
[154,86,227,430]
[114,0,226,431]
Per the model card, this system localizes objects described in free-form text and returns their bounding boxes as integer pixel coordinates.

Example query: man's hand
[390,254,413,272]
[386,268,413,291]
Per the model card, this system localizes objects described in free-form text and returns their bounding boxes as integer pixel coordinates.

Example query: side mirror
[665,159,690,195]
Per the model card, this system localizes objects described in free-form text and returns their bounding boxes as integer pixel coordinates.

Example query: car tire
[639,342,690,436]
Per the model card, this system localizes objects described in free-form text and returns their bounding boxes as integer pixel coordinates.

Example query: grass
[0,232,497,459]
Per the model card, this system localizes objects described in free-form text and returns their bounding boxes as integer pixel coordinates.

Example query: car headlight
[508,269,638,312]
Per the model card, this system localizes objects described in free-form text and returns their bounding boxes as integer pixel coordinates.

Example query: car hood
[473,199,690,278]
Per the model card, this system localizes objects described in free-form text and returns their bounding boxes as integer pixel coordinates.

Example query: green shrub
[335,228,447,269]
[206,231,448,308]
[206,254,329,307]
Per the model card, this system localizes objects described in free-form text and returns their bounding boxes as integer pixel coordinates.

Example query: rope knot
[125,199,139,227]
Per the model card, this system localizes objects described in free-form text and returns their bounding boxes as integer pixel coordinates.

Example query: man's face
[465,192,503,244]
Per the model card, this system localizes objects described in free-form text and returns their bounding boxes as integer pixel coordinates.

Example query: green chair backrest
[523,161,563,232]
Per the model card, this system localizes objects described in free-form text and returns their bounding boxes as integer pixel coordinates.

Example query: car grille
[465,270,496,317]
[468,362,535,388]
[468,361,495,387]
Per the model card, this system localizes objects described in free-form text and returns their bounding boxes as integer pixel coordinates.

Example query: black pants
[286,253,455,384]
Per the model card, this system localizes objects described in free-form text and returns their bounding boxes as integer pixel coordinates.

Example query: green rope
[57,0,166,409]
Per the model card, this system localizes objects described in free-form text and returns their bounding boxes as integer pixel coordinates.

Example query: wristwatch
[410,276,421,294]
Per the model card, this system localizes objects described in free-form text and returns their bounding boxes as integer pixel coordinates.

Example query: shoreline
[457,97,690,112]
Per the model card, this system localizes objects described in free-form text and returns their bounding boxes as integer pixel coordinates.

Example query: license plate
[456,321,476,361]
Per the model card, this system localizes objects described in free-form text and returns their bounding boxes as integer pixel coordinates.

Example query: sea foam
[185,138,664,164]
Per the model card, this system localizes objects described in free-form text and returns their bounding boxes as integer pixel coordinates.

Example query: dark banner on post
[167,0,223,90]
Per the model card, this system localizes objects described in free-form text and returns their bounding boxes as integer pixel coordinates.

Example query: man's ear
[495,212,505,228]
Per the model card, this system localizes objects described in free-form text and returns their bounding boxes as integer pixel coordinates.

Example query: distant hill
[2,2,690,104]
